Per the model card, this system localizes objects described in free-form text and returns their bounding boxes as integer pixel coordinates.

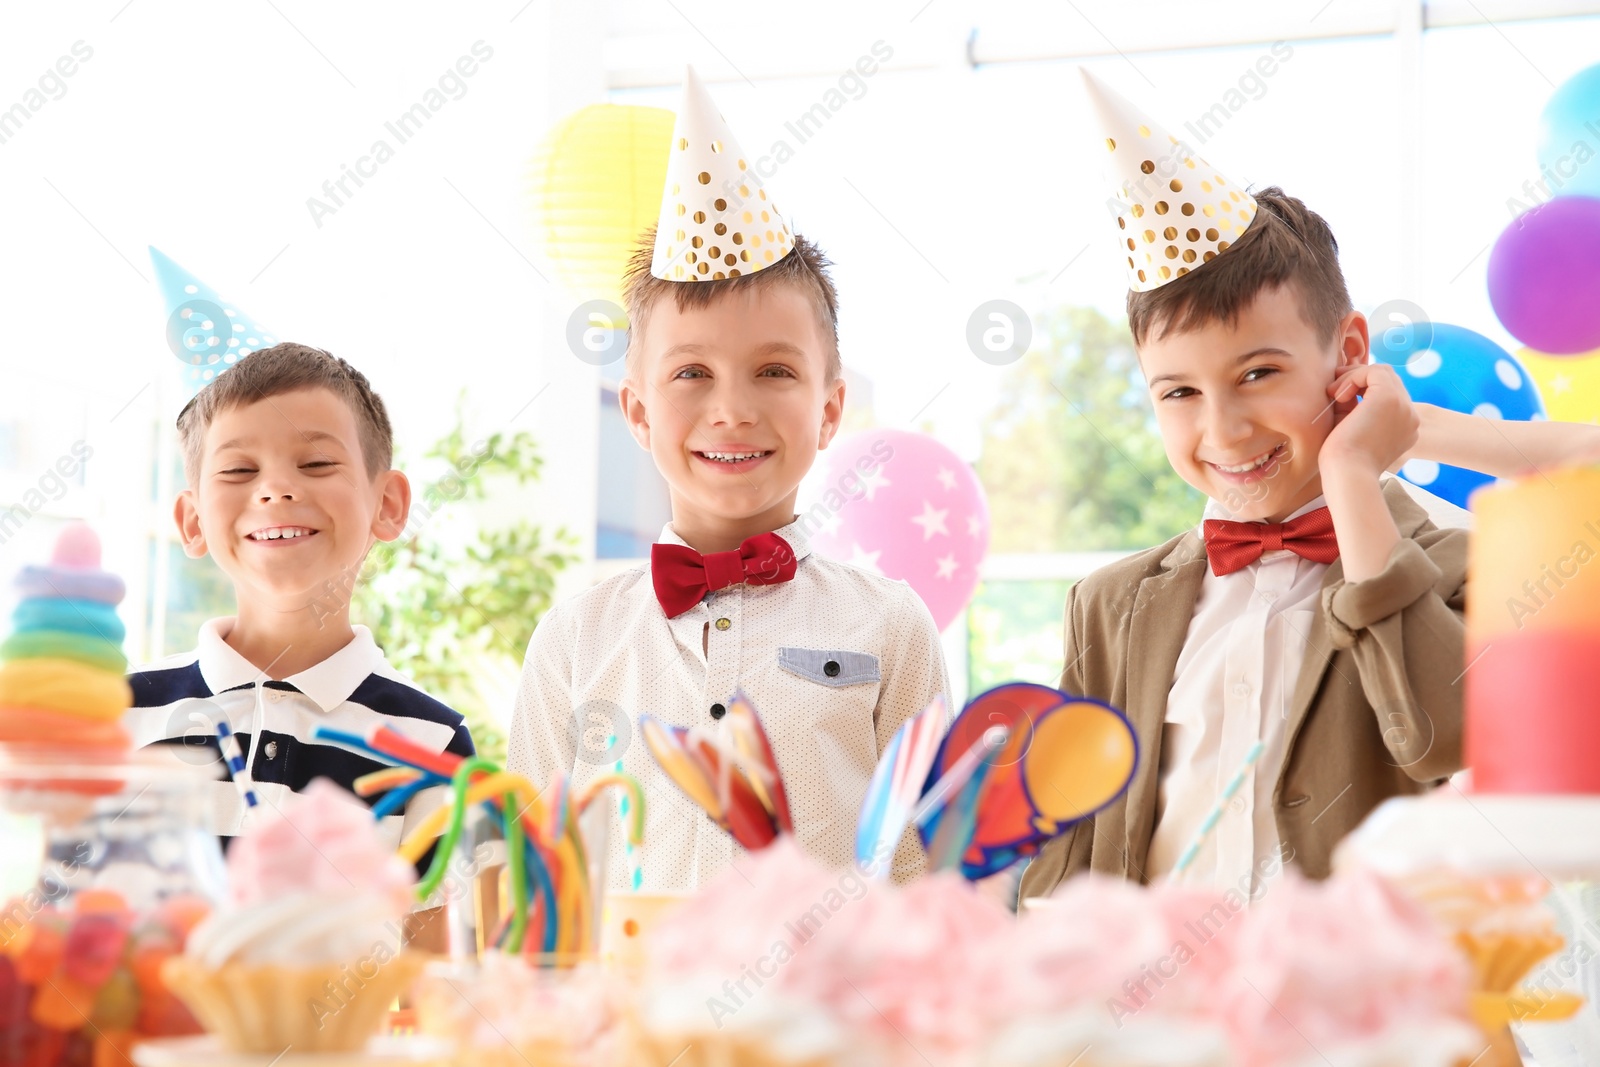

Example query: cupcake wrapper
[1457,931,1568,993]
[1470,988,1584,1031]
[163,954,427,1054]
[624,1020,841,1067]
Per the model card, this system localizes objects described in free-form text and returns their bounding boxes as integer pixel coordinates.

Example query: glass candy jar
[0,751,226,1067]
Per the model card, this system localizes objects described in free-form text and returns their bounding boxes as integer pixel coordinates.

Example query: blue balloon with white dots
[1372,320,1546,509]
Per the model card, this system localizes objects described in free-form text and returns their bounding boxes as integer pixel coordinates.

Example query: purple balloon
[1488,195,1600,355]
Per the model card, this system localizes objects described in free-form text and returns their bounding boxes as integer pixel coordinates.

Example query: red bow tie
[651,532,798,618]
[1202,506,1340,577]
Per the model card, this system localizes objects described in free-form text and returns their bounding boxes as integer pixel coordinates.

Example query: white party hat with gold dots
[1080,69,1258,292]
[651,65,795,282]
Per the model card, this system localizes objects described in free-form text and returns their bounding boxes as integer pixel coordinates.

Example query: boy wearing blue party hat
[508,67,950,891]
[1020,73,1469,901]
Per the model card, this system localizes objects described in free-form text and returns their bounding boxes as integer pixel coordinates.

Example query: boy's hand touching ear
[1320,363,1420,479]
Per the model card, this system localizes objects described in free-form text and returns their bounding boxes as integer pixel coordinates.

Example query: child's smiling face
[1140,283,1366,523]
[176,386,408,606]
[619,282,844,551]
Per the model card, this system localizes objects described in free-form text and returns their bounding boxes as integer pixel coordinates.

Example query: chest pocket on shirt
[777,647,881,687]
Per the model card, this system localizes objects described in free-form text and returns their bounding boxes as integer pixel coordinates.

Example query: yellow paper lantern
[528,104,676,314]
[1518,346,1600,425]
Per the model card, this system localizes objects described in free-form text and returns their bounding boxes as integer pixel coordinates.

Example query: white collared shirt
[508,519,950,891]
[127,618,473,846]
[1145,494,1330,897]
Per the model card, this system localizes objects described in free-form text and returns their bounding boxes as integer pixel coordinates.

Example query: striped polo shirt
[127,618,474,847]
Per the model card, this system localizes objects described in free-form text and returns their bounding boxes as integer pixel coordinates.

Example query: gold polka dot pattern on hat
[651,65,797,282]
[1083,69,1259,293]
[1088,71,1260,292]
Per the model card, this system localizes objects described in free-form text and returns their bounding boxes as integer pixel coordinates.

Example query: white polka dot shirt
[507,518,950,890]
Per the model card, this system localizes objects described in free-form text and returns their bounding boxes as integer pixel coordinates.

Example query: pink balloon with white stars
[804,429,990,632]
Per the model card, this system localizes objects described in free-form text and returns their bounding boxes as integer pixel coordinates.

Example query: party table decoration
[0,524,134,786]
[641,683,1138,883]
[312,723,644,962]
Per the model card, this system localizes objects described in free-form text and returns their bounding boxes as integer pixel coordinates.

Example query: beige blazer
[1019,478,1468,899]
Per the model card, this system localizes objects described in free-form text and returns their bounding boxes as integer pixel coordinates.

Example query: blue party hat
[150,247,278,398]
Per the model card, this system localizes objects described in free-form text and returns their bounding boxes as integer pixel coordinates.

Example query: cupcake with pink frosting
[632,846,1482,1067]
[1004,870,1480,1067]
[633,837,1014,1067]
[164,779,425,1052]
[988,876,1237,1066]
[1215,870,1480,1067]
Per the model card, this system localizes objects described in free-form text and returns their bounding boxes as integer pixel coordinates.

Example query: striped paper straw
[215,720,260,809]
[609,733,642,890]
[1167,739,1263,882]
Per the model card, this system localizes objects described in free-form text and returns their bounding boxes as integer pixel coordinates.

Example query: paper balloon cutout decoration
[640,691,790,851]
[150,247,278,399]
[920,683,1138,880]
[856,696,948,873]
[528,103,675,308]
[805,429,991,632]
[641,683,1136,883]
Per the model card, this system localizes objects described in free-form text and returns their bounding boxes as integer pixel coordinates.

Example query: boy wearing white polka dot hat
[508,67,950,891]
[1020,72,1470,903]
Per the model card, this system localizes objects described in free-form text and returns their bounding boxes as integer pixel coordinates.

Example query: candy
[30,973,96,1031]
[9,600,126,645]
[90,969,139,1031]
[0,888,209,1058]
[0,632,127,674]
[0,659,132,720]
[154,897,209,941]
[2,918,34,960]
[51,524,103,571]
[62,913,129,986]
[72,891,130,919]
[124,921,176,961]
[133,986,199,1037]
[0,955,22,1028]
[61,1032,93,1067]
[8,1019,66,1067]
[127,946,170,999]
[15,918,64,985]
[92,1032,137,1067]
[0,708,131,748]
[11,568,126,608]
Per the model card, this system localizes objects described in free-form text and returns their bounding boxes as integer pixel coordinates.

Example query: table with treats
[6,465,1600,1067]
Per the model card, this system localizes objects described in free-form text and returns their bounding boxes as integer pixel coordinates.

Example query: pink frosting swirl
[776,869,1013,1053]
[648,847,1474,1067]
[225,778,415,909]
[1009,874,1238,1024]
[647,840,1013,1059]
[1216,869,1472,1067]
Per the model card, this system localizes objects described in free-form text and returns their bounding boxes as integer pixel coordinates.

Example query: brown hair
[620,227,842,381]
[176,343,394,485]
[1126,187,1352,349]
